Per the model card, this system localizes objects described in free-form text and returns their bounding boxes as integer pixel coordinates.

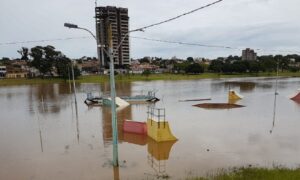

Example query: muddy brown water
[0,77,300,179]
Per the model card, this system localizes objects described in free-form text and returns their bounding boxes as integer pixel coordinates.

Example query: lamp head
[64,23,78,29]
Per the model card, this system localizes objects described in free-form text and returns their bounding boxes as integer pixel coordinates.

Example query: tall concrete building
[242,48,257,61]
[95,6,130,68]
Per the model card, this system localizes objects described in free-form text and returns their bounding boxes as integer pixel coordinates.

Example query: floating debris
[121,90,160,103]
[193,103,245,109]
[84,92,103,106]
[84,92,130,108]
[103,97,130,108]
[179,98,211,102]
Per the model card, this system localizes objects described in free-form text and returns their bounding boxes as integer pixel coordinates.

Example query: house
[0,66,6,78]
[5,65,28,78]
[9,60,39,77]
[10,60,28,69]
[130,63,160,74]
[6,72,28,78]
[77,59,100,75]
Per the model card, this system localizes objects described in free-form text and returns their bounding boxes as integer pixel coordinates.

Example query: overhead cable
[130,0,224,32]
[0,36,90,46]
[131,36,300,54]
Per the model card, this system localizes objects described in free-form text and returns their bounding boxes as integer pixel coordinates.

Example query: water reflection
[74,101,79,143]
[270,91,279,134]
[147,138,177,178]
[29,83,71,114]
[99,81,132,96]
[122,132,147,146]
[122,132,177,178]
[113,166,120,180]
[210,78,300,94]
[211,80,257,93]
[34,108,44,152]
[225,81,256,93]
[228,98,240,104]
[101,106,133,146]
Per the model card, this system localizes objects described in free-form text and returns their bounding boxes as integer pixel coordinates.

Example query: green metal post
[71,62,77,106]
[108,24,119,167]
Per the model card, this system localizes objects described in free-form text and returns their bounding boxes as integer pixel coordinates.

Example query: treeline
[136,55,300,74]
[209,55,300,74]
[1,46,80,79]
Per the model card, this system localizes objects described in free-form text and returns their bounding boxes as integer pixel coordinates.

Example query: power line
[131,36,300,54]
[0,0,223,46]
[130,0,224,32]
[0,36,91,46]
[1,1,224,45]
[1,35,299,54]
[131,36,238,50]
[1,0,298,54]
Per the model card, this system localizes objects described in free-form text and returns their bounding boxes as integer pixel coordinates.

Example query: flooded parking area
[0,77,300,179]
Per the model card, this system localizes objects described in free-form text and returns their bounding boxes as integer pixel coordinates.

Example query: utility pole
[64,23,102,73]
[275,59,279,95]
[68,66,72,94]
[71,61,77,106]
[99,21,105,69]
[108,24,119,167]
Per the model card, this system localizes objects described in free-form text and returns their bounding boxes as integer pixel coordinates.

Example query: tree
[30,46,52,76]
[173,61,189,73]
[187,57,194,63]
[231,61,248,73]
[139,57,150,63]
[278,57,290,72]
[54,55,73,79]
[222,62,233,73]
[259,57,276,72]
[248,61,261,73]
[142,69,151,77]
[0,57,10,65]
[29,45,80,78]
[209,60,224,73]
[185,63,204,74]
[17,47,29,60]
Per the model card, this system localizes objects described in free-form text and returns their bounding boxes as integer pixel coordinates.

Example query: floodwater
[0,77,300,180]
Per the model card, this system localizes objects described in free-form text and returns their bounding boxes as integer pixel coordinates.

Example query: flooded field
[0,77,300,180]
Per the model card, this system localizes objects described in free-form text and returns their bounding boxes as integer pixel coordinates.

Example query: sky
[0,0,299,59]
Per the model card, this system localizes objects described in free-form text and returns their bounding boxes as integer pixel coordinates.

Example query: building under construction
[95,6,130,69]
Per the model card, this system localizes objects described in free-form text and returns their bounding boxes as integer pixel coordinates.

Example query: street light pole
[108,25,144,167]
[65,22,143,167]
[71,61,77,106]
[107,24,119,167]
[64,23,104,73]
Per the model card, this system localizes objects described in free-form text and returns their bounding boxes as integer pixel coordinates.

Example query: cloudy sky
[0,0,299,59]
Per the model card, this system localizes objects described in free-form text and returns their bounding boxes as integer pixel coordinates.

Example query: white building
[0,66,6,78]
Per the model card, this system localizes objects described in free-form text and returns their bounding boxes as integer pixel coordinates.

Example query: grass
[0,77,65,86]
[190,167,300,180]
[1,72,300,86]
[77,72,300,83]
